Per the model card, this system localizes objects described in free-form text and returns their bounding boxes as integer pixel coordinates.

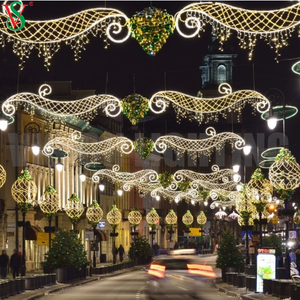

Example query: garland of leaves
[18,170,33,182]
[158,171,174,188]
[276,188,294,201]
[240,210,252,222]
[252,200,268,213]
[133,137,155,160]
[275,148,296,162]
[18,202,32,214]
[250,168,265,180]
[120,94,149,125]
[44,185,56,195]
[199,188,210,200]
[177,179,190,192]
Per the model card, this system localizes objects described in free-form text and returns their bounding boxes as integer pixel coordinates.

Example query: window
[217,65,226,83]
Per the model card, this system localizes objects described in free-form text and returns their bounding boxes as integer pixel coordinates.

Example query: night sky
[1,1,300,175]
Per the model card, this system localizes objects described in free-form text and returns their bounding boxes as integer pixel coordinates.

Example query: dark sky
[1,1,300,164]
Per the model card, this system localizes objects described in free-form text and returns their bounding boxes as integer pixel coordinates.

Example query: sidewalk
[211,278,283,300]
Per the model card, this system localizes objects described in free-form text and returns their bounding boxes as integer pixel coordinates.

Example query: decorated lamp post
[269,148,300,278]
[11,170,37,276]
[86,200,103,268]
[107,205,122,264]
[65,193,84,231]
[182,210,194,231]
[197,211,207,249]
[128,207,142,237]
[165,209,177,243]
[146,208,159,248]
[39,185,60,248]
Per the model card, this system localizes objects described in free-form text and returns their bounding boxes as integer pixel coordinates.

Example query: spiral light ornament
[0,164,6,189]
[86,200,103,227]
[197,211,207,227]
[39,185,60,220]
[165,209,178,226]
[107,205,122,230]
[182,210,194,227]
[146,207,159,228]
[128,208,142,228]
[65,193,84,224]
[11,170,37,213]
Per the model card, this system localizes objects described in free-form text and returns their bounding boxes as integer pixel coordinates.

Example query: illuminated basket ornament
[0,164,6,189]
[107,205,122,230]
[86,200,103,228]
[197,211,207,227]
[128,6,175,56]
[182,210,194,228]
[154,127,245,164]
[128,208,142,228]
[293,212,300,225]
[269,148,300,200]
[133,137,155,160]
[175,2,300,60]
[0,4,130,68]
[146,207,159,229]
[165,209,178,227]
[39,185,60,220]
[65,193,84,224]
[11,170,37,213]
[2,84,122,123]
[120,94,149,125]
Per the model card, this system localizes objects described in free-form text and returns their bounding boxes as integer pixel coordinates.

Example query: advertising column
[256,248,276,293]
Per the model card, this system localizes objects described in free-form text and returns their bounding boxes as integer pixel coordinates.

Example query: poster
[256,248,276,293]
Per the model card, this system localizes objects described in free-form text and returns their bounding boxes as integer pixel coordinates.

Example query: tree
[41,230,89,269]
[263,234,283,255]
[128,236,153,263]
[216,230,244,271]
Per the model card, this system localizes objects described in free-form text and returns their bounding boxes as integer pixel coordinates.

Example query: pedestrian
[118,245,124,262]
[0,250,9,279]
[10,249,21,278]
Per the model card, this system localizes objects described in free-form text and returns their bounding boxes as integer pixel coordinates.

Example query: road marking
[135,285,145,299]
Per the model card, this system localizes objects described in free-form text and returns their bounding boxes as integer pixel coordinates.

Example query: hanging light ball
[197,211,207,226]
[293,211,300,225]
[182,210,194,227]
[248,168,273,201]
[39,185,60,220]
[86,200,103,227]
[0,164,6,189]
[165,209,177,226]
[65,193,84,224]
[11,170,37,213]
[146,207,159,227]
[266,202,277,213]
[269,148,300,199]
[107,204,122,229]
[128,207,142,227]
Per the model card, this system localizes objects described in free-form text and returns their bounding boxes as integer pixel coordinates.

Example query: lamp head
[0,118,8,131]
[243,145,252,155]
[79,173,86,182]
[56,157,63,172]
[31,145,40,156]
[267,117,277,130]
[117,188,123,196]
[99,183,105,192]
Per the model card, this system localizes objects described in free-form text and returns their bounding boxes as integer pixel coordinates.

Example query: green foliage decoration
[198,188,210,200]
[133,137,154,160]
[252,201,268,213]
[128,235,153,261]
[262,234,283,255]
[41,230,89,269]
[276,188,294,201]
[275,148,295,162]
[177,179,190,192]
[120,94,149,125]
[158,171,174,188]
[216,230,244,269]
[17,170,33,182]
[240,210,252,222]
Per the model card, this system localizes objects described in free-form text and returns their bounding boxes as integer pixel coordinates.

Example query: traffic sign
[242,231,252,241]
[189,228,202,236]
[36,232,55,246]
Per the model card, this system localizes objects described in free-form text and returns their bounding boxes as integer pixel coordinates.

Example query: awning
[25,226,43,240]
[95,229,107,241]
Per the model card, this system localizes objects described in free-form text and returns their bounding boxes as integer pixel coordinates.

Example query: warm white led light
[267,117,277,130]
[31,145,40,156]
[232,165,240,173]
[0,119,8,131]
[243,145,252,155]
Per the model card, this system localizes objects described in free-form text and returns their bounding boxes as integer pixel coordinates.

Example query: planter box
[290,283,300,300]
[237,274,246,288]
[56,267,87,283]
[278,280,292,298]
[272,280,280,297]
[25,276,37,290]
[263,279,272,294]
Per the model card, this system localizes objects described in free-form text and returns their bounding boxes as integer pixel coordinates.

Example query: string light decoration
[154,127,245,163]
[120,94,149,125]
[269,148,300,200]
[11,170,37,213]
[210,199,236,210]
[2,84,122,123]
[86,200,103,227]
[175,2,300,60]
[106,205,122,230]
[0,164,6,189]
[293,211,300,225]
[128,207,142,228]
[146,207,159,229]
[43,131,134,158]
[165,209,178,227]
[197,211,207,227]
[133,137,155,160]
[0,5,130,68]
[209,189,239,202]
[65,193,84,224]
[191,179,238,192]
[215,209,227,220]
[39,185,60,220]
[182,210,194,227]
[248,168,273,201]
[128,6,175,56]
[149,83,270,124]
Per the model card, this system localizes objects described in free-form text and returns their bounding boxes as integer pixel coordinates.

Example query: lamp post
[24,122,41,157]
[165,209,177,246]
[146,208,159,249]
[11,170,37,276]
[197,211,207,250]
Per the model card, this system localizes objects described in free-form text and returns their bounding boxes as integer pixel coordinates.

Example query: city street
[38,255,228,300]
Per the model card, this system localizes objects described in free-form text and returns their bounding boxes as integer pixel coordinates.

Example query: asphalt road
[38,255,229,300]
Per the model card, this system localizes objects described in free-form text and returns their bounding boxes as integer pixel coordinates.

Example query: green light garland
[133,137,155,160]
[177,179,190,192]
[158,171,174,188]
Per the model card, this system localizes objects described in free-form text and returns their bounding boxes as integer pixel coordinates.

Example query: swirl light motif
[210,199,236,210]
[191,180,238,192]
[0,6,130,68]
[2,84,121,122]
[175,2,300,60]
[43,131,133,158]
[154,127,245,163]
[149,84,270,124]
